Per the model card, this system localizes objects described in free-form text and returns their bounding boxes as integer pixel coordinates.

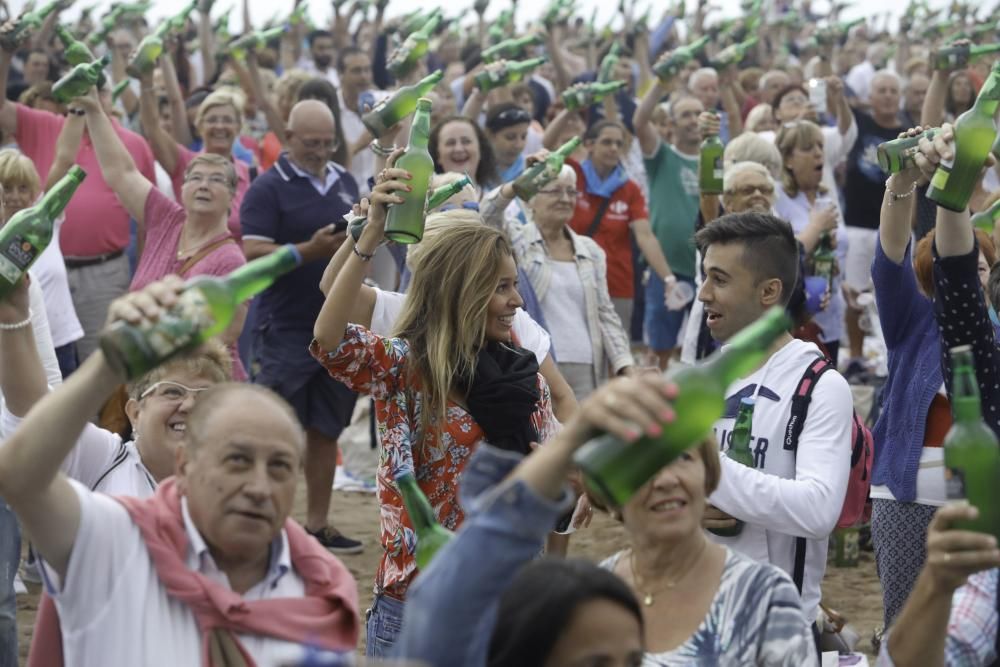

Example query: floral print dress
[310,324,558,600]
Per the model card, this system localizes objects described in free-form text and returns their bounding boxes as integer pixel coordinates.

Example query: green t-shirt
[644,141,700,277]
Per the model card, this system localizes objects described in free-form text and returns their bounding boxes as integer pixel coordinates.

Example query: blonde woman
[0,149,83,376]
[313,161,559,658]
[774,120,847,363]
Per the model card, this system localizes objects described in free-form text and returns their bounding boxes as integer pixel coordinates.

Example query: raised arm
[160,40,194,147]
[0,33,20,138]
[198,0,218,85]
[916,125,971,258]
[75,91,153,225]
[718,65,743,139]
[108,35,139,118]
[633,76,668,157]
[45,108,85,191]
[878,129,924,264]
[138,65,182,175]
[921,64,953,130]
[246,50,286,143]
[542,107,576,151]
[544,25,572,94]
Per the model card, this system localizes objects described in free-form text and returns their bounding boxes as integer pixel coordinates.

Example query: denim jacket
[393,444,574,667]
[481,187,633,380]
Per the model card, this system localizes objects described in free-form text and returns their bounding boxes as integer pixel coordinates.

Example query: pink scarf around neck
[28,477,359,666]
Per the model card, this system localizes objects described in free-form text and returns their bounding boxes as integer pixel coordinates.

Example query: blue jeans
[0,498,20,667]
[366,593,405,658]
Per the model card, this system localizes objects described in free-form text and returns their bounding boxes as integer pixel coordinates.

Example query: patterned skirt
[871,498,938,627]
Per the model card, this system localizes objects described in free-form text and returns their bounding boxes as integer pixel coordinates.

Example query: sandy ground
[14,483,884,664]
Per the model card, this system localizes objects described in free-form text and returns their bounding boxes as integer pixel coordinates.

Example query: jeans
[54,342,79,379]
[0,498,20,667]
[365,593,405,659]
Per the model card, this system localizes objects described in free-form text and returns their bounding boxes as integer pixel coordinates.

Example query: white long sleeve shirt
[708,338,854,624]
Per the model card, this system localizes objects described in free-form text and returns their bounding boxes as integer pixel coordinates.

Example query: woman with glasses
[70,90,249,378]
[482,162,634,400]
[774,120,848,364]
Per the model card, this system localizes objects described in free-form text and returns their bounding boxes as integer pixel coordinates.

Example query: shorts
[258,368,356,441]
[844,227,878,292]
[643,273,695,352]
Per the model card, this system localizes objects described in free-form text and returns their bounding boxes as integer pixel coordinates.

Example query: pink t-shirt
[169,145,250,242]
[15,104,156,257]
[130,187,248,380]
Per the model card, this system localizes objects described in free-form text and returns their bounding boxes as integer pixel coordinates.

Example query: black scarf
[460,341,541,455]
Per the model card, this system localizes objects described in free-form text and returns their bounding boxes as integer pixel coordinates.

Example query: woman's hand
[0,275,30,326]
[365,148,411,245]
[560,374,678,451]
[807,202,838,236]
[524,149,550,168]
[924,502,1000,594]
[103,275,185,330]
[913,123,955,181]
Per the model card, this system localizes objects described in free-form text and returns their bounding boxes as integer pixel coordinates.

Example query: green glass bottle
[512,136,581,199]
[384,98,434,244]
[362,69,443,138]
[52,54,111,103]
[653,35,710,81]
[574,306,792,509]
[387,11,442,79]
[166,0,198,35]
[927,61,1000,212]
[126,34,164,78]
[699,124,724,195]
[111,78,130,102]
[481,34,544,64]
[100,245,301,379]
[0,166,86,300]
[227,26,286,59]
[597,42,622,83]
[87,6,126,47]
[972,199,1000,235]
[812,232,836,292]
[561,80,626,111]
[474,56,547,93]
[473,0,490,13]
[396,472,453,570]
[814,16,864,45]
[876,128,938,173]
[708,397,755,537]
[55,24,95,66]
[397,9,427,38]
[288,1,310,26]
[427,173,473,209]
[936,43,1000,71]
[709,36,758,70]
[0,0,62,50]
[943,345,1000,542]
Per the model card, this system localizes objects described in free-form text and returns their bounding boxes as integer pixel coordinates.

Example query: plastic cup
[665,280,695,311]
[804,276,828,314]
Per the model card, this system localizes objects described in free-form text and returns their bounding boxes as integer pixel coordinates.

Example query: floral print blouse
[310,324,559,599]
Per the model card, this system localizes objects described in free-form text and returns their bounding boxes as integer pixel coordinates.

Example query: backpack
[786,356,874,592]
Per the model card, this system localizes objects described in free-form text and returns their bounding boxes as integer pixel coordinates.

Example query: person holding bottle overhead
[312,151,559,656]
[876,123,1000,667]
[693,212,854,632]
[69,89,249,379]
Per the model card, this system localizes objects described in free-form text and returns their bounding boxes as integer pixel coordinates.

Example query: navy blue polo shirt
[240,154,359,334]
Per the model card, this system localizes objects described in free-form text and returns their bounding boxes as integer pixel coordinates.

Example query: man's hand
[924,502,1000,595]
[703,504,738,531]
[306,224,348,260]
[103,275,185,330]
[697,111,720,137]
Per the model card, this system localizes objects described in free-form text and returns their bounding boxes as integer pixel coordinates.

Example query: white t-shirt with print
[708,338,854,625]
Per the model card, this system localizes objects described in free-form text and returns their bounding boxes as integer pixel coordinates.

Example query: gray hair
[758,70,790,93]
[870,69,902,93]
[723,132,783,181]
[688,67,719,88]
[723,161,774,191]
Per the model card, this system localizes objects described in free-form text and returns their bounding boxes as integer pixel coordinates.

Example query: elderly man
[0,26,156,361]
[242,100,363,555]
[0,279,360,666]
[757,69,791,106]
[687,67,743,143]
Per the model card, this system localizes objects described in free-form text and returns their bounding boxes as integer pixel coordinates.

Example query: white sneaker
[13,573,26,596]
[21,553,41,585]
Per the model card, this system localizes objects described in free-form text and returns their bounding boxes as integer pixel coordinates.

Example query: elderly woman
[482,162,634,400]
[774,120,849,364]
[138,66,251,241]
[395,376,815,666]
[72,90,248,379]
[0,149,83,377]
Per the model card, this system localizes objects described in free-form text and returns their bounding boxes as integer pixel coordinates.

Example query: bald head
[186,383,304,455]
[286,100,339,174]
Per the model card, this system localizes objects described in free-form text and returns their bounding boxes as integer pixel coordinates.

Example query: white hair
[870,69,901,93]
[723,132,783,181]
[758,70,790,93]
[722,161,775,192]
[688,67,719,87]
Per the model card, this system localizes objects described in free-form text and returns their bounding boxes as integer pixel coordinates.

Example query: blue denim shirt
[394,444,574,667]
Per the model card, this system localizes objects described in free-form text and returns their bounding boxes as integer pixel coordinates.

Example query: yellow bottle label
[931,162,953,191]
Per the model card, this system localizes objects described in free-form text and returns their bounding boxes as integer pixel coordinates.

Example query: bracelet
[67,108,85,116]
[369,140,396,157]
[285,243,304,266]
[886,180,918,207]
[0,309,32,331]
[352,244,375,262]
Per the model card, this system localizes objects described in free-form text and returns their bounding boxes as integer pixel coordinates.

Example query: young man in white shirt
[695,212,854,628]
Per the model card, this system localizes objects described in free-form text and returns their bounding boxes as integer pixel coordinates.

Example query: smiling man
[0,278,359,666]
[694,212,854,635]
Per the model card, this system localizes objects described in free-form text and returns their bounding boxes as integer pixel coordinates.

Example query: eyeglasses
[724,183,775,197]
[298,137,341,151]
[537,187,578,199]
[184,173,231,187]
[203,115,237,126]
[438,201,480,212]
[139,381,210,402]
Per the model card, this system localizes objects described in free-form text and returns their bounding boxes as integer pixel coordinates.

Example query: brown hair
[183,153,238,193]
[914,228,998,299]
[775,119,826,198]
[18,82,57,109]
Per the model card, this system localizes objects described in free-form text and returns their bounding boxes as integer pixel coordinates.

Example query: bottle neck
[397,475,436,529]
[407,108,431,150]
[972,44,1000,57]
[972,70,1000,116]
[953,394,983,423]
[227,246,299,303]
[39,171,84,220]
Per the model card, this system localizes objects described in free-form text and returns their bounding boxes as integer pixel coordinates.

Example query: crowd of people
[0,0,997,664]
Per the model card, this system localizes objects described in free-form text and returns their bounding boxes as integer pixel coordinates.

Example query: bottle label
[945,466,967,500]
[713,155,723,180]
[931,157,954,191]
[139,289,215,360]
[0,236,38,284]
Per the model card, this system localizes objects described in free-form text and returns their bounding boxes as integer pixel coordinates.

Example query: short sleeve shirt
[643,141,700,278]
[566,158,650,299]
[844,110,902,230]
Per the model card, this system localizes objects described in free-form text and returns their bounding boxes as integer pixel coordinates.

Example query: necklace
[176,234,220,260]
[628,539,709,607]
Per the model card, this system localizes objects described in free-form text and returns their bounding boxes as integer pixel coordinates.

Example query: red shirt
[566,158,650,299]
[15,104,156,258]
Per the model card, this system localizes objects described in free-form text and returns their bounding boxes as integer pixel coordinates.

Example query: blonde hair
[404,209,483,271]
[126,338,233,400]
[394,217,514,435]
[775,120,826,198]
[745,104,774,132]
[194,89,244,130]
[723,132,783,181]
[0,149,41,198]
[275,69,312,107]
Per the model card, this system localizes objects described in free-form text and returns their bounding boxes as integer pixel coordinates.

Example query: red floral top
[310,325,559,599]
